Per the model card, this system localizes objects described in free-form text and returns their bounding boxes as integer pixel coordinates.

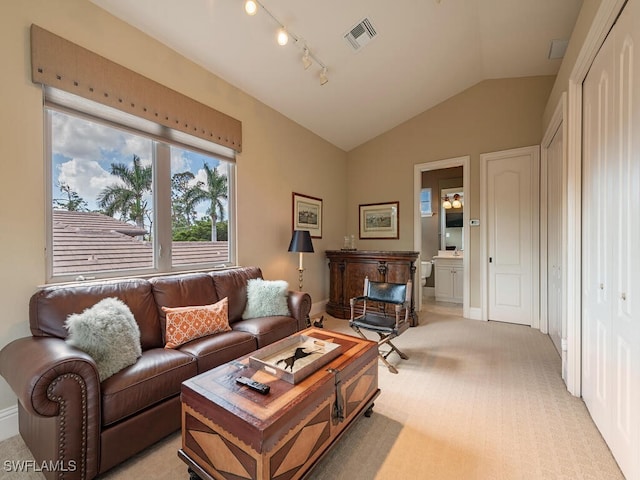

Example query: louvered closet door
[582,0,640,477]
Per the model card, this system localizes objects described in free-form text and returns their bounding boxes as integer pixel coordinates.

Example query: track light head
[244,0,258,16]
[320,67,328,86]
[302,48,312,70]
[277,28,289,46]
[245,1,329,86]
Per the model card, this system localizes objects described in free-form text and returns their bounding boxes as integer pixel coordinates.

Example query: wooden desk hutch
[326,250,419,326]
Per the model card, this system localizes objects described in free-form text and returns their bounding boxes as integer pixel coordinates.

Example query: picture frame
[292,192,322,238]
[359,201,399,239]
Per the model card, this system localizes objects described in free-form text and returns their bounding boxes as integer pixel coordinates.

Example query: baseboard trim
[469,307,482,320]
[310,300,327,319]
[422,286,435,298]
[0,404,18,442]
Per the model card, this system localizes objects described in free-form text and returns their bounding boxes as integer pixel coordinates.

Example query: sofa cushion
[101,348,197,427]
[243,279,290,319]
[211,267,262,323]
[149,272,219,342]
[65,297,142,381]
[30,278,163,350]
[178,330,257,373]
[163,298,231,349]
[233,316,298,348]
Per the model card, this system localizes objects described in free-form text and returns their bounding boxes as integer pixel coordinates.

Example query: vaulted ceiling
[91,0,583,151]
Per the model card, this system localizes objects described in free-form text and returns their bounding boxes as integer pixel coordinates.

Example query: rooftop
[52,210,228,275]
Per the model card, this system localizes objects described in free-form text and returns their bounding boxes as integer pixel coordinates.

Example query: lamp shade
[288,230,314,253]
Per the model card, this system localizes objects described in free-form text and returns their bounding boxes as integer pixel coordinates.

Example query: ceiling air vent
[344,17,378,52]
[548,39,569,59]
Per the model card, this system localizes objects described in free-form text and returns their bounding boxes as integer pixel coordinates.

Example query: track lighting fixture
[319,67,328,86]
[276,27,289,46]
[302,48,312,70]
[244,0,257,16]
[243,0,329,85]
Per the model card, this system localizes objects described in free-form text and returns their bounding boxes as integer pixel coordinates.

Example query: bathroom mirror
[440,187,464,251]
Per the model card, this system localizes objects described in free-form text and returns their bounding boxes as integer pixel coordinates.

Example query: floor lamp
[288,230,314,291]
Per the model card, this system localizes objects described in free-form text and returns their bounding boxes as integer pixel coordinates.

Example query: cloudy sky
[51,110,229,226]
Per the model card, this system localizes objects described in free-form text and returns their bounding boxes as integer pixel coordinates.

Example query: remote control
[235,376,270,394]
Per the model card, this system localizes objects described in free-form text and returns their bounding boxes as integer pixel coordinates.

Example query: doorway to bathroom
[414,156,470,318]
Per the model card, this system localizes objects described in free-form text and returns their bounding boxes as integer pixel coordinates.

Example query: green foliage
[182,163,228,241]
[97,154,152,231]
[173,219,228,242]
[171,171,197,229]
[53,182,88,211]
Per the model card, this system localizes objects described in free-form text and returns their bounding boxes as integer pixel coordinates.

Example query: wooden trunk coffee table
[179,327,380,480]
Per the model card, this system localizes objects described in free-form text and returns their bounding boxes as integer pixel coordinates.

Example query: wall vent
[548,39,569,59]
[344,17,378,52]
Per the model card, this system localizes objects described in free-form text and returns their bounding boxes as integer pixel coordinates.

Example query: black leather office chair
[349,277,412,374]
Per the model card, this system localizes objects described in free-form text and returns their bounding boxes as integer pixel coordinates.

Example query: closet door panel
[582,33,615,436]
[609,4,640,475]
[582,1,640,477]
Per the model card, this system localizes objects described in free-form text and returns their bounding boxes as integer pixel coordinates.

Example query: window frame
[420,187,433,217]
[44,105,236,283]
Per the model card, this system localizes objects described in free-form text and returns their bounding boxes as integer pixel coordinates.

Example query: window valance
[30,24,242,153]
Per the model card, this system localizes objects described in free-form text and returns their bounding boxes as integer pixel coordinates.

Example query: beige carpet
[0,306,624,479]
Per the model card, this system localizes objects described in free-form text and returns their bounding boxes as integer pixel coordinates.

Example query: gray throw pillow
[242,279,290,319]
[65,297,142,381]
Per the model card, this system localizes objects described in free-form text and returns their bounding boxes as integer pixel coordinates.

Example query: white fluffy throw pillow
[242,279,290,319]
[65,297,142,381]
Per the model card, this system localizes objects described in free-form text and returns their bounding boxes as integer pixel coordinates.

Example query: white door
[482,146,539,325]
[547,124,563,354]
[581,21,614,452]
[582,0,640,477]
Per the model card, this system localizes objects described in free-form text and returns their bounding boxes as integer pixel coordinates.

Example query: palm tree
[97,154,152,230]
[183,163,227,241]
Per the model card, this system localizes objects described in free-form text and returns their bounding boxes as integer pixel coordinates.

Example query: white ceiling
[91,0,583,151]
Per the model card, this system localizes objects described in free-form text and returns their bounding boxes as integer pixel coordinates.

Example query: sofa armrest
[287,290,312,330]
[0,336,100,415]
[0,336,101,479]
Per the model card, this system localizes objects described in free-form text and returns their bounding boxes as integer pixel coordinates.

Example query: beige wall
[347,76,556,307]
[544,0,603,127]
[0,0,347,411]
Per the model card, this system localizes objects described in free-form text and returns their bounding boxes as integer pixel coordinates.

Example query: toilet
[420,260,433,286]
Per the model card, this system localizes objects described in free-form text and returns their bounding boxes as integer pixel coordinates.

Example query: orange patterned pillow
[162,297,230,349]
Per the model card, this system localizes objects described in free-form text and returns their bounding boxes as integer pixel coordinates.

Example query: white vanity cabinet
[434,256,463,303]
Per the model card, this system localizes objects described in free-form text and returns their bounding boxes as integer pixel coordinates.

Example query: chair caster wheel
[188,468,201,480]
[364,404,374,417]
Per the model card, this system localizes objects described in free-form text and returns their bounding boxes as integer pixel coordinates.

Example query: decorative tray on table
[249,335,342,384]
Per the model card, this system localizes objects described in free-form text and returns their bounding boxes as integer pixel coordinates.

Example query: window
[420,188,433,216]
[47,107,235,282]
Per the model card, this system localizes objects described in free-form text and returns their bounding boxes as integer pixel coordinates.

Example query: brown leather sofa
[0,267,311,480]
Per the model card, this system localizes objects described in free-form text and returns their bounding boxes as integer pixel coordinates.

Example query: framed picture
[292,192,322,238]
[359,201,399,239]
